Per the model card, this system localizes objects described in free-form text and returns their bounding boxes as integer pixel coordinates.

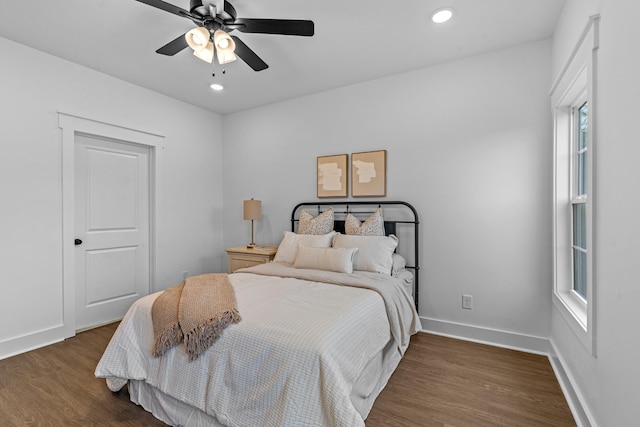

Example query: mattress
[95,263,419,427]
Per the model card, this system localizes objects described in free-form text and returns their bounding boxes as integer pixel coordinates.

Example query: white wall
[551,0,601,78]
[550,1,640,425]
[222,40,553,345]
[4,4,636,422]
[0,37,225,358]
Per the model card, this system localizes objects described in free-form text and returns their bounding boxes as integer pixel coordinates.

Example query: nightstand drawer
[225,246,278,273]
[229,254,269,272]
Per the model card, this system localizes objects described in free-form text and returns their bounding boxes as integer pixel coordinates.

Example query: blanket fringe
[183,308,241,361]
[152,323,182,357]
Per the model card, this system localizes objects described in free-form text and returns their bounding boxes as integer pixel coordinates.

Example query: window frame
[550,15,599,357]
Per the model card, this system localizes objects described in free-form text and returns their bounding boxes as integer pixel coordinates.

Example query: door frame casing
[59,113,164,339]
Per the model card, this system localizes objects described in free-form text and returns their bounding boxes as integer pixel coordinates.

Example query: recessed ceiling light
[431,8,454,24]
[210,83,224,91]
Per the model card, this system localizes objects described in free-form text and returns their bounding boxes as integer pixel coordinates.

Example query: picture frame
[317,154,348,198]
[351,150,386,197]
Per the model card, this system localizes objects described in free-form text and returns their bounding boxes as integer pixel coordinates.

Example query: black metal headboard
[291,201,420,312]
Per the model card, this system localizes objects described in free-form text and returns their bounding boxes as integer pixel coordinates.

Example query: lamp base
[247,243,257,249]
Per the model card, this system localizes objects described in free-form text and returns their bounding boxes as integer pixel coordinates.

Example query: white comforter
[95,263,420,427]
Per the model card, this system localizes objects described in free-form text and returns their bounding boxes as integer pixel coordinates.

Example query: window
[550,15,599,356]
[571,100,588,301]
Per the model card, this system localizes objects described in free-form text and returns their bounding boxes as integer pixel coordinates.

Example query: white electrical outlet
[182,271,188,281]
[462,294,473,310]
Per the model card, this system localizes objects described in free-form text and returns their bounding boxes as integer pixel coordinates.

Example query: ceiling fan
[135,0,314,71]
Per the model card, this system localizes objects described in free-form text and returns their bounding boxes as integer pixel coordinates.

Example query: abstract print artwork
[351,150,386,197]
[317,154,348,198]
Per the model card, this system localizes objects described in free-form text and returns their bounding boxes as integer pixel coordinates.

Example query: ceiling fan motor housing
[190,0,207,15]
[190,0,227,33]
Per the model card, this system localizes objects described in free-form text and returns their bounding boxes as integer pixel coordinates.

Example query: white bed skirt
[129,379,224,427]
[126,339,402,427]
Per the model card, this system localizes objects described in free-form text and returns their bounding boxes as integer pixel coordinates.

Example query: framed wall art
[351,150,386,197]
[317,154,348,198]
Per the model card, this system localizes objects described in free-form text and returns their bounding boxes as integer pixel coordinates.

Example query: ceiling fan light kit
[185,27,235,64]
[135,0,314,72]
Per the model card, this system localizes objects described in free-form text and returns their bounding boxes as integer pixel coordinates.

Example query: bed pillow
[332,234,398,274]
[298,208,334,235]
[292,246,358,274]
[345,208,385,236]
[391,253,407,277]
[273,231,337,264]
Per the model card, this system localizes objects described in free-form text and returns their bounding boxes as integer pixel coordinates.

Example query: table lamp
[243,198,262,248]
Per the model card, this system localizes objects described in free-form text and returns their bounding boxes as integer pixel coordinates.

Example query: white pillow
[298,208,334,235]
[292,246,358,274]
[391,253,407,276]
[345,208,385,236]
[274,231,337,264]
[332,234,398,274]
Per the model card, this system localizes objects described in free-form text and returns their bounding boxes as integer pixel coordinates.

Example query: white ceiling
[0,0,565,115]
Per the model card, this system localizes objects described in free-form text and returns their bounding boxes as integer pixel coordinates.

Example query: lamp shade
[185,27,210,52]
[243,199,262,220]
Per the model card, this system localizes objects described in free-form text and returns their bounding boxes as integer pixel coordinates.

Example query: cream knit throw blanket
[151,273,241,361]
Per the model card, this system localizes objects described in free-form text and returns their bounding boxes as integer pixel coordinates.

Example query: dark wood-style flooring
[0,323,575,426]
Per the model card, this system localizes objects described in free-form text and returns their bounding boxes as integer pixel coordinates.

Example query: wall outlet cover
[462,294,473,310]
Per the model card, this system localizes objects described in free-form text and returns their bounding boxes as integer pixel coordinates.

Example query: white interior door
[74,134,150,330]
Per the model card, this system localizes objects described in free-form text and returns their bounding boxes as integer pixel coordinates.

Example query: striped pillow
[332,234,398,274]
[292,246,358,273]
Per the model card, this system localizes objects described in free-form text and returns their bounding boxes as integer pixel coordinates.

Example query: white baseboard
[0,317,121,360]
[549,340,596,427]
[0,324,68,360]
[420,316,550,355]
[419,316,594,427]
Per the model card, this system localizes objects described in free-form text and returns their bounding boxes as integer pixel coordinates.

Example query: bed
[95,201,421,427]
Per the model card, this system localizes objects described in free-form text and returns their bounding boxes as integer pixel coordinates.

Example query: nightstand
[225,246,278,273]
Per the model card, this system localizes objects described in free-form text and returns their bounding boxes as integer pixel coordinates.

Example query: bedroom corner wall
[549,0,640,426]
[222,39,553,348]
[0,37,224,359]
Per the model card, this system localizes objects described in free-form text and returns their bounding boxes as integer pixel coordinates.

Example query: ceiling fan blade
[230,36,268,71]
[223,0,237,20]
[234,19,314,36]
[134,0,201,20]
[156,33,189,56]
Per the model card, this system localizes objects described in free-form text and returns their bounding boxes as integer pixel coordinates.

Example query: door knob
[75,239,83,246]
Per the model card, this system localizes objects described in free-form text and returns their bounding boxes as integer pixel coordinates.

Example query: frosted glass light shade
[243,199,262,220]
[193,41,214,63]
[214,30,237,64]
[186,27,210,51]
